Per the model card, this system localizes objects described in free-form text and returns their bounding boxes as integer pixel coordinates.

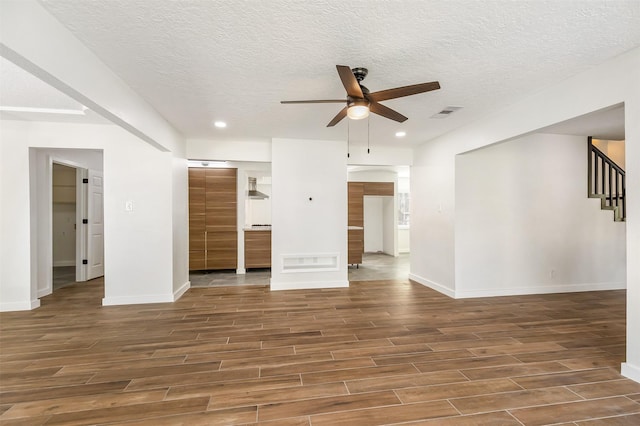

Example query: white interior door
[87,169,104,279]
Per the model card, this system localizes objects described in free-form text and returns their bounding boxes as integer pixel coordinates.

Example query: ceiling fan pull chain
[347,119,350,158]
[367,116,370,154]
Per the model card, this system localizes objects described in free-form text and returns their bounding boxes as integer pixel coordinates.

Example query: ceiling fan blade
[281,99,345,104]
[336,65,364,99]
[327,106,348,127]
[368,81,440,102]
[369,101,408,123]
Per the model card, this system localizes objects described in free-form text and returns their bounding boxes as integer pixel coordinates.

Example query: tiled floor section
[1,278,638,424]
[190,252,410,287]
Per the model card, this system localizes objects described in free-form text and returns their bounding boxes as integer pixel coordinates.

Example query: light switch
[125,200,134,212]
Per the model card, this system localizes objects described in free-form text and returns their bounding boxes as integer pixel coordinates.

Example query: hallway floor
[1,278,638,424]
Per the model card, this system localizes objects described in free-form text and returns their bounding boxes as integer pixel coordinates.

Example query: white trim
[102,293,175,306]
[37,287,51,298]
[621,363,640,384]
[270,279,349,291]
[236,268,246,274]
[173,281,190,301]
[454,281,626,299]
[408,273,455,298]
[53,260,75,267]
[0,299,40,312]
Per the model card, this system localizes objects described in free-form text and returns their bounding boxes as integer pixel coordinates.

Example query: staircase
[588,137,626,222]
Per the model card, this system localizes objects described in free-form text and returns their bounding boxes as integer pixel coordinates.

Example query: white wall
[410,46,640,382]
[364,197,383,252]
[398,228,410,253]
[270,138,348,290]
[455,133,625,297]
[382,197,395,256]
[187,139,272,163]
[0,120,188,310]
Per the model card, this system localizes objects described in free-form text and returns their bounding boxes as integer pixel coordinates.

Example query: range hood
[247,177,269,199]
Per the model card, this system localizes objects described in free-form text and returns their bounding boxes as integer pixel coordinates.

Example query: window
[398,192,410,227]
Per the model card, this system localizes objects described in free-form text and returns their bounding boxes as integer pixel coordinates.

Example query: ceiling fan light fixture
[347,99,370,120]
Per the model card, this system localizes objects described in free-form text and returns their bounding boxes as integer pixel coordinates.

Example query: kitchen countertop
[244,226,272,231]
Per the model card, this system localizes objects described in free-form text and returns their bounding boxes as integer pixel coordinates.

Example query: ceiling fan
[281,65,440,127]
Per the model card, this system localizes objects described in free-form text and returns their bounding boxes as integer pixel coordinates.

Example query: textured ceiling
[31,1,640,147]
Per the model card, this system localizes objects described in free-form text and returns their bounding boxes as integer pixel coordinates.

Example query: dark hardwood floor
[1,278,639,425]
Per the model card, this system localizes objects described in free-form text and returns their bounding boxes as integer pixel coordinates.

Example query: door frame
[50,157,89,285]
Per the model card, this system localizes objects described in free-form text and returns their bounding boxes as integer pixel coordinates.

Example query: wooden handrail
[588,137,626,221]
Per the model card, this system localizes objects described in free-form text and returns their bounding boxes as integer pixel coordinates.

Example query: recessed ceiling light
[395,131,406,137]
[213,121,227,128]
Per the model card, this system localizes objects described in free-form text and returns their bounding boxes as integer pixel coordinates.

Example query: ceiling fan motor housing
[351,67,368,82]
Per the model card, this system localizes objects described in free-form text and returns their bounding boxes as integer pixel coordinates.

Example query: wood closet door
[188,169,206,270]
[188,167,238,271]
[204,168,237,270]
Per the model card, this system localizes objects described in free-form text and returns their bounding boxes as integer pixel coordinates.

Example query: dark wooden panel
[245,231,271,268]
[189,231,206,251]
[348,182,364,227]
[206,231,237,250]
[188,250,206,270]
[188,169,206,223]
[189,168,238,271]
[189,214,205,231]
[363,182,394,196]
[348,229,364,264]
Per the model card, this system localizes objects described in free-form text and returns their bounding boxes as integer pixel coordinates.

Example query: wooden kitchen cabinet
[363,182,394,196]
[348,229,363,265]
[189,168,237,271]
[347,182,364,265]
[244,230,271,268]
[348,182,364,227]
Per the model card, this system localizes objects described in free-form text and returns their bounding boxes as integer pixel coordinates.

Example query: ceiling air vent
[430,106,463,119]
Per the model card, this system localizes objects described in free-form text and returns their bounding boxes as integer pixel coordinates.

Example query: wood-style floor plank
[1,278,638,424]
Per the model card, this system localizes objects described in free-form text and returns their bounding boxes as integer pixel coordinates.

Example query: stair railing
[588,137,626,221]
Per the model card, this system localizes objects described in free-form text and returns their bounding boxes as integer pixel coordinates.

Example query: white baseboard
[622,363,640,384]
[173,281,190,301]
[0,299,40,312]
[398,249,410,254]
[454,281,626,299]
[270,279,349,291]
[236,268,246,274]
[37,287,52,298]
[53,260,75,267]
[102,293,175,306]
[408,273,455,298]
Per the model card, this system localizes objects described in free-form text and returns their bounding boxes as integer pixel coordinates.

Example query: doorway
[52,163,78,290]
[31,148,104,299]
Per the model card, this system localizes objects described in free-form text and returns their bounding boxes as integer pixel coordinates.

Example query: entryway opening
[52,163,78,290]
[31,148,104,301]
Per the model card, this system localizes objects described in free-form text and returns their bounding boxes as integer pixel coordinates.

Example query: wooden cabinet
[348,229,363,265]
[348,182,364,227]
[189,168,237,271]
[363,182,394,196]
[347,182,364,265]
[244,230,271,268]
